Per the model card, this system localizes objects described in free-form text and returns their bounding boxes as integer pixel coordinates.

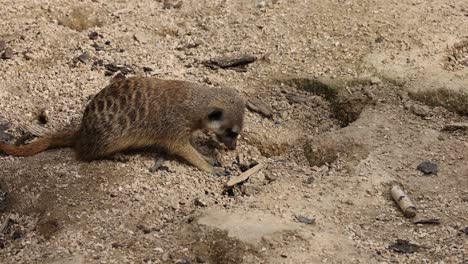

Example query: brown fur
[0,77,245,174]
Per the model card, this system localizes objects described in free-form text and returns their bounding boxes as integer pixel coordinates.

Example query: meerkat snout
[206,107,243,150]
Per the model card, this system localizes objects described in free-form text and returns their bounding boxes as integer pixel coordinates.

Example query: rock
[375,36,385,43]
[286,94,307,104]
[412,218,441,225]
[38,109,49,124]
[11,230,22,240]
[462,226,468,235]
[194,198,207,207]
[304,176,315,184]
[388,239,419,254]
[91,43,105,51]
[195,256,206,263]
[88,31,99,40]
[294,215,315,224]
[416,161,438,175]
[133,32,148,44]
[76,51,91,63]
[410,104,430,117]
[143,66,153,72]
[1,48,13,59]
[154,247,164,253]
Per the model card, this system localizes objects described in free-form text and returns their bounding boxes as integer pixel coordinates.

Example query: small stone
[88,31,99,40]
[257,1,266,8]
[133,32,147,44]
[1,48,13,59]
[195,256,206,263]
[304,176,315,184]
[154,247,164,253]
[280,254,287,258]
[462,226,468,235]
[143,66,153,72]
[410,104,430,117]
[412,218,441,225]
[38,109,49,124]
[286,94,307,104]
[76,51,91,63]
[194,198,207,207]
[11,230,22,240]
[417,161,438,175]
[91,43,105,51]
[375,36,385,43]
[389,239,419,254]
[111,242,124,248]
[294,215,316,224]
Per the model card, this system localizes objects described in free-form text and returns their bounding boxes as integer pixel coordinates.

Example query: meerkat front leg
[170,142,221,174]
[189,137,220,167]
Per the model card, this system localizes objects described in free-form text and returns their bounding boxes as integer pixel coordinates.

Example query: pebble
[417,161,438,175]
[195,256,206,263]
[294,215,316,224]
[76,51,91,63]
[1,48,13,59]
[154,247,164,253]
[409,104,430,117]
[388,239,419,254]
[88,31,100,40]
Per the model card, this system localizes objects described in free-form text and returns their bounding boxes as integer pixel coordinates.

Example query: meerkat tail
[0,130,77,157]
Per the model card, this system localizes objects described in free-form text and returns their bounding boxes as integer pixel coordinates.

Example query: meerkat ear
[208,108,224,121]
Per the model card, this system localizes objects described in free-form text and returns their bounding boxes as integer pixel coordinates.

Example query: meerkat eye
[208,109,223,121]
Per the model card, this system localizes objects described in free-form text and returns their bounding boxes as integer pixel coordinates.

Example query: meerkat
[0,77,245,174]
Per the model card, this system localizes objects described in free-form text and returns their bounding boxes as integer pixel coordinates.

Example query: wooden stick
[226,163,264,187]
[391,185,417,218]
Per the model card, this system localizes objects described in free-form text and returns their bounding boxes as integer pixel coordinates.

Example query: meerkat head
[205,103,244,150]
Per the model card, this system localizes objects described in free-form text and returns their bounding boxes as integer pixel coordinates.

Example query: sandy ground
[0,0,467,263]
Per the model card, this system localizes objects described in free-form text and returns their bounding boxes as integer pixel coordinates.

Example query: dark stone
[11,230,22,240]
[389,239,419,254]
[375,36,385,43]
[417,161,438,175]
[143,66,153,72]
[195,256,206,263]
[88,31,99,40]
[294,215,316,224]
[1,48,13,59]
[76,51,91,63]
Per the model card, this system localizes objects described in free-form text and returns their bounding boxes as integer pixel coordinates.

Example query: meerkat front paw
[212,167,228,176]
